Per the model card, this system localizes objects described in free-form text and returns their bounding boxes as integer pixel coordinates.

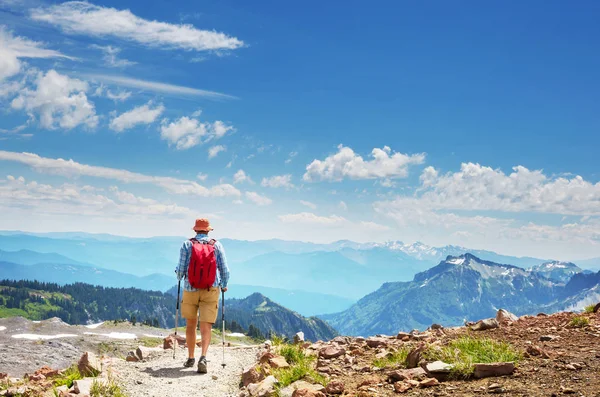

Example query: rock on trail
[110,345,260,397]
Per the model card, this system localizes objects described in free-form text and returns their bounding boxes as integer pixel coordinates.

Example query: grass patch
[424,336,522,379]
[272,343,327,389]
[90,379,127,397]
[569,316,590,328]
[138,336,163,347]
[372,346,411,368]
[53,365,83,388]
[584,305,596,314]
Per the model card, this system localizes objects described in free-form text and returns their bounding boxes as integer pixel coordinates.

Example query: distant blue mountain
[0,261,175,291]
[0,249,89,266]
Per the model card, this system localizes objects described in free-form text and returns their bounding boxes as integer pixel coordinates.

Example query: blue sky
[0,0,599,260]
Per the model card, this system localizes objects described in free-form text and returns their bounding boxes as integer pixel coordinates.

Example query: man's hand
[222,287,228,292]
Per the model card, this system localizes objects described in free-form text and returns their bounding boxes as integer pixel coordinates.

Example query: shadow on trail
[141,366,206,378]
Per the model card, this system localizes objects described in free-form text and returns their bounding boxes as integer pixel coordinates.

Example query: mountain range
[322,253,600,336]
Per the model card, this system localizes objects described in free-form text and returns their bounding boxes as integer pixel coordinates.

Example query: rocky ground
[0,316,169,377]
[1,309,599,397]
[239,309,600,397]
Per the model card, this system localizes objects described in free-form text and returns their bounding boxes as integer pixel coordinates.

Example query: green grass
[271,343,328,389]
[424,336,522,379]
[138,336,163,347]
[584,305,596,314]
[53,365,83,388]
[569,316,590,328]
[90,379,127,397]
[372,346,411,368]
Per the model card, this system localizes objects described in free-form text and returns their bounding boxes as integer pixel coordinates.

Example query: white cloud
[0,176,194,218]
[412,163,600,215]
[106,89,131,102]
[245,191,272,206]
[160,116,234,150]
[0,26,72,82]
[339,201,348,211]
[300,200,317,210]
[285,151,298,164]
[208,145,226,159]
[31,2,244,51]
[233,170,253,184]
[359,221,391,231]
[278,212,347,226]
[303,145,425,182]
[11,69,98,130]
[84,74,236,99]
[261,174,294,189]
[0,150,241,198]
[109,101,164,132]
[196,173,208,181]
[91,45,136,67]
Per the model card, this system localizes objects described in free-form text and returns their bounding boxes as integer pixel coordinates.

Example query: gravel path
[110,345,260,397]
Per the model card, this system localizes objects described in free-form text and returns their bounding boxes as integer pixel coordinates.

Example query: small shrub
[373,346,411,368]
[424,336,522,379]
[90,379,127,397]
[272,342,327,388]
[53,365,83,388]
[584,305,595,314]
[271,334,285,346]
[570,316,590,328]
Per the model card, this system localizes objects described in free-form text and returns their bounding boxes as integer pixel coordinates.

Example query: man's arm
[215,241,230,290]
[175,241,191,280]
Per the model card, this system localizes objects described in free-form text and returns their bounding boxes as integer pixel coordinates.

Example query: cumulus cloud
[261,174,294,189]
[0,26,71,82]
[245,191,272,206]
[90,44,136,67]
[160,116,233,150]
[109,101,164,132]
[412,163,600,215]
[196,173,208,181]
[278,212,347,226]
[303,145,425,182]
[300,200,317,210]
[233,170,252,184]
[0,150,241,198]
[208,145,226,159]
[31,2,244,51]
[11,69,98,130]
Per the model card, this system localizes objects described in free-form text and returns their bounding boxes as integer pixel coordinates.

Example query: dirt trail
[109,345,259,397]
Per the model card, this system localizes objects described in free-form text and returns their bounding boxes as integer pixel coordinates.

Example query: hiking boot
[183,358,195,368]
[197,356,207,374]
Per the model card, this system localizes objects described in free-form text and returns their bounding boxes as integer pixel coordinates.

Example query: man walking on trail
[175,218,230,374]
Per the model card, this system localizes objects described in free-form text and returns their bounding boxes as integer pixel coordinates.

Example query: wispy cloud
[83,73,237,99]
[30,1,244,52]
[279,212,347,226]
[245,191,272,206]
[90,45,136,68]
[300,200,317,210]
[0,26,73,81]
[0,150,241,198]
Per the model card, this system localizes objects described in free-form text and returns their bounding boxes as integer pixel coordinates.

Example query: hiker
[175,218,230,373]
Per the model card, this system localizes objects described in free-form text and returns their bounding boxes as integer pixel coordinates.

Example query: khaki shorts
[181,287,220,324]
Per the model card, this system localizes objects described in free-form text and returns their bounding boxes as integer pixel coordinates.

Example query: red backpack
[187,238,217,290]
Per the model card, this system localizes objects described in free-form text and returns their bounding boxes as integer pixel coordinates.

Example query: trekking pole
[173,279,181,359]
[221,289,226,368]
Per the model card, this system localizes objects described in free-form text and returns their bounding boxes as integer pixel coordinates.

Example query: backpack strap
[209,239,217,246]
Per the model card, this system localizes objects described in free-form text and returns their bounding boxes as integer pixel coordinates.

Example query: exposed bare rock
[318,346,345,359]
[473,362,515,379]
[325,380,344,394]
[496,309,518,325]
[77,352,101,377]
[406,343,427,368]
[471,318,499,331]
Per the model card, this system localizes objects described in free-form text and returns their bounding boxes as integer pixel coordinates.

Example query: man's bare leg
[200,322,212,356]
[186,318,198,358]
